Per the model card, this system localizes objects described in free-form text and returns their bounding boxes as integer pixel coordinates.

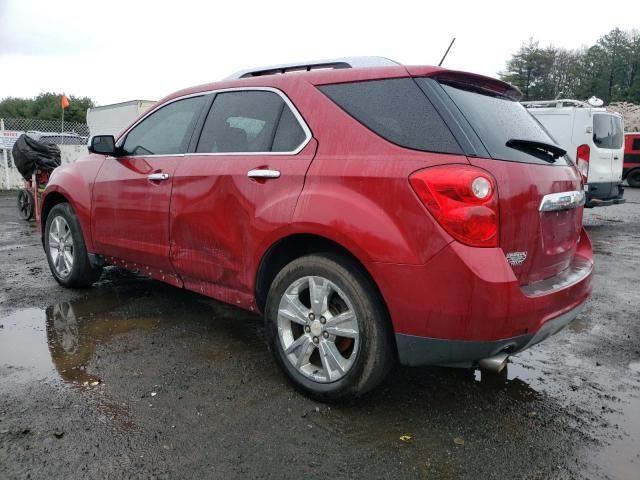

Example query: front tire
[44,203,102,288]
[265,254,395,401]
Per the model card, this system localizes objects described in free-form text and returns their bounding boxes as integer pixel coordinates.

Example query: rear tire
[44,203,102,288]
[627,169,640,188]
[17,189,34,221]
[265,253,395,401]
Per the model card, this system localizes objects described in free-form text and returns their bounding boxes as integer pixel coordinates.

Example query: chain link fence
[0,118,89,190]
[2,118,89,138]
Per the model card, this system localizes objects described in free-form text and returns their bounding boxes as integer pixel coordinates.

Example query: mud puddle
[0,283,263,389]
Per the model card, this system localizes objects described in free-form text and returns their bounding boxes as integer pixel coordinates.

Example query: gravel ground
[0,188,639,480]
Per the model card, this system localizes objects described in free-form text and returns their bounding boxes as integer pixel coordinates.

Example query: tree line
[0,93,95,124]
[500,28,640,103]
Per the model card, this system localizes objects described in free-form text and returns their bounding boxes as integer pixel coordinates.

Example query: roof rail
[224,56,401,80]
[521,99,592,109]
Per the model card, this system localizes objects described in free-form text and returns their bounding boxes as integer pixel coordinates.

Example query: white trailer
[86,100,155,138]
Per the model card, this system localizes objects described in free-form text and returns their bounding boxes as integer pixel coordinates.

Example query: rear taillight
[576,144,590,184]
[409,165,499,248]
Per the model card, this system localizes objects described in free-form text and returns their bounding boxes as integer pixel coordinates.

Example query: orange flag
[61,95,70,109]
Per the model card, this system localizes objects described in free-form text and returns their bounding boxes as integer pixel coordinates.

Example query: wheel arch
[255,233,395,336]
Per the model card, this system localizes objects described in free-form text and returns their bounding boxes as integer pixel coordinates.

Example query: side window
[593,114,623,150]
[632,138,640,151]
[272,107,307,152]
[122,96,205,155]
[196,90,307,153]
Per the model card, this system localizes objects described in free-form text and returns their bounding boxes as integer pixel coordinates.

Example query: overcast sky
[1,0,639,106]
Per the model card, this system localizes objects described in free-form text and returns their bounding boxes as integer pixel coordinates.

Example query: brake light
[576,144,590,184]
[409,165,499,247]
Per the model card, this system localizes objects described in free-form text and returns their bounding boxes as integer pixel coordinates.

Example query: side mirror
[88,135,118,155]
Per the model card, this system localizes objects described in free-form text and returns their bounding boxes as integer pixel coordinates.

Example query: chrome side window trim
[107,154,186,159]
[539,191,585,212]
[117,87,312,157]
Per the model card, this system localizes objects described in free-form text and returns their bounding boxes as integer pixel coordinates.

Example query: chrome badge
[506,251,528,266]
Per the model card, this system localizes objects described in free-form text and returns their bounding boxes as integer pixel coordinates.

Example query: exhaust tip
[478,353,509,373]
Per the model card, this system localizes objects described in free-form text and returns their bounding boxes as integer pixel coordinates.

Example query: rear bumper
[585,181,625,207]
[366,229,593,367]
[395,302,585,367]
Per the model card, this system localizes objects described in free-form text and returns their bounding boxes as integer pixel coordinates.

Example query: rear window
[436,81,568,165]
[319,79,462,154]
[593,114,623,150]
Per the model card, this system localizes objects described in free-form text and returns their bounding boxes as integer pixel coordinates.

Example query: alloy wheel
[49,216,74,278]
[277,275,360,383]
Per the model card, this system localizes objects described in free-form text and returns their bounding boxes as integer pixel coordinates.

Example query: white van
[523,99,625,207]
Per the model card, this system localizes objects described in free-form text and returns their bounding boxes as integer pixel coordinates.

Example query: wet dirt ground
[1,189,639,480]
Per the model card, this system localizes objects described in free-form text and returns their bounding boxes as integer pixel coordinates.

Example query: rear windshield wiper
[505,138,566,163]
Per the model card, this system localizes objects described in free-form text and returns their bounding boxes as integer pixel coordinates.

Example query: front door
[92,95,207,273]
[168,89,316,305]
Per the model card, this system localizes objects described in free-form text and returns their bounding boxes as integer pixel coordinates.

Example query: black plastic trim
[396,303,585,367]
[415,77,490,158]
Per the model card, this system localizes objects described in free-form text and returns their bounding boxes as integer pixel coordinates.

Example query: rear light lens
[409,165,499,247]
[576,144,590,184]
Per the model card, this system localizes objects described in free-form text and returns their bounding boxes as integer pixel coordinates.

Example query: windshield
[436,81,568,165]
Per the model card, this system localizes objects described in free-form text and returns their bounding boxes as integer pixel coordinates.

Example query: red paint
[366,229,592,341]
[40,64,593,355]
[169,139,318,308]
[91,155,181,273]
[624,133,640,172]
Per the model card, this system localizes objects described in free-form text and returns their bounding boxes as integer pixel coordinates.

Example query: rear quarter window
[319,79,462,154]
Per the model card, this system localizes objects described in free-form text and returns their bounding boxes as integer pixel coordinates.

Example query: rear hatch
[419,75,583,285]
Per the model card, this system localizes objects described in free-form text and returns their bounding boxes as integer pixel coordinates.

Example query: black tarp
[12,133,61,180]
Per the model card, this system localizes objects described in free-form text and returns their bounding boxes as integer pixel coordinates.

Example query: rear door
[591,113,624,185]
[169,88,316,301]
[424,78,583,285]
[92,95,206,274]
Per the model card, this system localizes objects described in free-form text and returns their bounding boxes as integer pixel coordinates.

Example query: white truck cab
[523,99,625,207]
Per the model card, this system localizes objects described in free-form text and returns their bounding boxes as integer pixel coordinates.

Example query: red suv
[40,57,593,400]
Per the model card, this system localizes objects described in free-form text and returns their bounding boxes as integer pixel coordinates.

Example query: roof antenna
[438,37,456,67]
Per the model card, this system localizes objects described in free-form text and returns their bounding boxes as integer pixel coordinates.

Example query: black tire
[17,189,34,221]
[627,169,640,188]
[44,203,102,288]
[265,253,395,401]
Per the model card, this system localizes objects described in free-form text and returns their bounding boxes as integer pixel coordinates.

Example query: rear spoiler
[433,71,522,101]
[406,67,522,101]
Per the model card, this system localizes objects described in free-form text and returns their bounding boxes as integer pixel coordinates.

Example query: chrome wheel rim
[49,216,74,278]
[277,276,360,383]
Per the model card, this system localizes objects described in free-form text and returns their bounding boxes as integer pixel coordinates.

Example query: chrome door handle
[247,169,281,179]
[147,173,169,181]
